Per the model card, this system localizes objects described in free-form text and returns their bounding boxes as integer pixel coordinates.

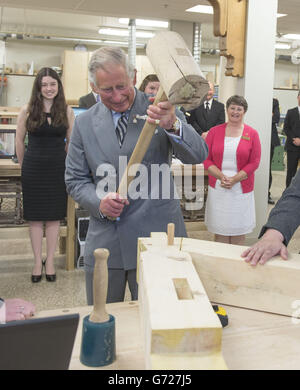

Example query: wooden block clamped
[137,233,300,368]
[181,238,300,317]
[208,0,247,77]
[137,236,227,370]
[80,248,116,367]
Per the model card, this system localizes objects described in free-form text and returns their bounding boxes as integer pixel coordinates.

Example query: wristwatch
[167,117,181,134]
[0,298,6,324]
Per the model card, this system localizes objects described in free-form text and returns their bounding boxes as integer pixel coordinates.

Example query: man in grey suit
[65,47,208,304]
[241,169,300,266]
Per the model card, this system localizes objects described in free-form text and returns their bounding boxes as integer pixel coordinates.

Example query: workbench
[38,301,300,370]
[0,159,22,224]
[0,107,19,158]
[0,159,75,269]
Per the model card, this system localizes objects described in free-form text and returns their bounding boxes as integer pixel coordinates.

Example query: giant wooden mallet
[80,248,116,367]
[117,31,209,200]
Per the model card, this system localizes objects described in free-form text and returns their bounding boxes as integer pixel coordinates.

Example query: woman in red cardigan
[204,95,261,245]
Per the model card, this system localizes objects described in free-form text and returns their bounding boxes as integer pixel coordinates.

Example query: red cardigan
[203,123,261,193]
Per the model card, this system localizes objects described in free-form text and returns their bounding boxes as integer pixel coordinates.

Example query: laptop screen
[72,107,87,117]
[0,313,79,370]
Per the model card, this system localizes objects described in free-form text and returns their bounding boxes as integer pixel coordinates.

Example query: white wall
[2,40,73,106]
[274,61,300,89]
[5,40,70,73]
[274,88,299,116]
[6,75,34,106]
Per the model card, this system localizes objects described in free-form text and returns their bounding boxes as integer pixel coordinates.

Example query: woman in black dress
[16,67,74,283]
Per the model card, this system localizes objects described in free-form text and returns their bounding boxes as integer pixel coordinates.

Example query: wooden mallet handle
[118,86,167,198]
[107,86,167,221]
[89,248,110,323]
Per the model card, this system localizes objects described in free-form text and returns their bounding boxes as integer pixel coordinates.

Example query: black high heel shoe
[31,273,42,283]
[31,263,43,283]
[42,259,56,282]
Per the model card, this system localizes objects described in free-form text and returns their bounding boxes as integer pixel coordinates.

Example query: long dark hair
[26,67,68,132]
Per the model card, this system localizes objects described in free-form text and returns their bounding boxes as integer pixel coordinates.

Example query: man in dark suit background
[187,82,225,140]
[78,82,100,108]
[268,98,281,204]
[283,91,300,188]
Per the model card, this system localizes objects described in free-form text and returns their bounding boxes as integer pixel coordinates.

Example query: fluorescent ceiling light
[186,6,286,18]
[104,40,145,48]
[275,43,291,50]
[283,34,300,40]
[186,5,213,14]
[98,28,154,38]
[119,18,168,28]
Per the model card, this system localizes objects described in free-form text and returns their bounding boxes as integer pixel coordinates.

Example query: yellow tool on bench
[212,305,229,328]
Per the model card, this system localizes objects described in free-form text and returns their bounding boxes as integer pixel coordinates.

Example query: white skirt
[205,184,256,236]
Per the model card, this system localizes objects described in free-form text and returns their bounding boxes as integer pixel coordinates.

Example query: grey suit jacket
[78,92,97,109]
[65,90,208,270]
[260,169,300,245]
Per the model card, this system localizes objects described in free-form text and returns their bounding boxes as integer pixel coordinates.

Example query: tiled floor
[0,168,299,313]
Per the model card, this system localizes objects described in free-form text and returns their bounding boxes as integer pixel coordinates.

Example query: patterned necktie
[205,101,210,112]
[116,112,128,147]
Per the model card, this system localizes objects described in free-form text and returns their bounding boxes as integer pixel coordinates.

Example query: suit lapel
[121,91,147,153]
[91,90,149,168]
[116,90,151,157]
[295,107,300,122]
[91,104,121,167]
[210,99,216,113]
[200,104,208,120]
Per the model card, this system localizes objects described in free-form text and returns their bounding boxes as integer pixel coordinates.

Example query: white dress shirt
[204,99,213,110]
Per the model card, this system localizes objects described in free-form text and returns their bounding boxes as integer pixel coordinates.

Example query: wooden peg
[167,223,175,246]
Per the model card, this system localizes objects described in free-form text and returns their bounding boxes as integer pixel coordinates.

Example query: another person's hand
[241,229,288,266]
[220,175,236,189]
[6,298,35,322]
[201,131,208,140]
[147,97,176,130]
[100,192,129,218]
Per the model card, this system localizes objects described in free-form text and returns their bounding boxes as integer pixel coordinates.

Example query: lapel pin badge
[133,114,148,123]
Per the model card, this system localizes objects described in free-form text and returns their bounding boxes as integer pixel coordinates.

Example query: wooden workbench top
[0,109,20,117]
[38,301,300,370]
[0,159,21,177]
[0,124,17,130]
